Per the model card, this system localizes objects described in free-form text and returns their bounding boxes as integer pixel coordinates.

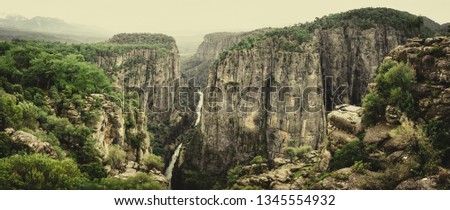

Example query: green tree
[92,173,163,190]
[106,145,126,169]
[0,154,85,189]
[141,153,164,171]
[226,166,243,187]
[0,90,23,130]
[332,139,366,169]
[362,92,385,125]
[415,16,424,36]
[363,60,417,122]
[284,147,297,162]
[250,155,267,165]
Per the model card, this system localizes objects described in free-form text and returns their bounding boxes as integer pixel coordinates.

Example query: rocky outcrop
[201,41,325,173]
[233,150,329,190]
[94,34,180,160]
[388,36,450,121]
[319,26,404,107]
[88,94,125,158]
[190,24,407,174]
[395,167,450,190]
[182,31,269,87]
[5,128,58,158]
[327,104,363,152]
[181,32,245,87]
[195,32,247,61]
[328,104,363,135]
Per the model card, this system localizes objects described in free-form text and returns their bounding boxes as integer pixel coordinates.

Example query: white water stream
[165,91,203,189]
[194,91,203,126]
[165,143,182,189]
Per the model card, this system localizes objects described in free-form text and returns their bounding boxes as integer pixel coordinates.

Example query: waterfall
[164,92,203,189]
[194,91,203,126]
[165,143,182,189]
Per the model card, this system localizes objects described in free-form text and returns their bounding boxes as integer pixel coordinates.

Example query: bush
[79,161,107,180]
[296,146,313,158]
[226,166,243,187]
[0,90,23,130]
[18,101,39,129]
[283,147,296,161]
[283,146,313,161]
[230,184,263,190]
[362,92,385,125]
[106,145,126,169]
[363,60,417,124]
[423,118,450,153]
[182,170,222,190]
[0,132,28,158]
[92,173,163,190]
[332,139,366,169]
[388,117,441,175]
[351,160,371,174]
[389,117,416,143]
[0,154,85,189]
[250,155,267,165]
[141,153,164,171]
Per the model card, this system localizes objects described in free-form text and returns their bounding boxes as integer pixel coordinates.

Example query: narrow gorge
[1,7,449,190]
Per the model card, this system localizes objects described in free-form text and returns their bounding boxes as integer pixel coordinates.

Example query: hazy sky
[1,0,449,36]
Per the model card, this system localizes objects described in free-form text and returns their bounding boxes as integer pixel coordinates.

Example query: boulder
[385,105,402,125]
[6,128,58,158]
[363,124,392,145]
[395,177,437,190]
[328,104,363,135]
[318,150,331,172]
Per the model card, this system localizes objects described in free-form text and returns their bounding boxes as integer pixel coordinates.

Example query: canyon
[1,7,449,190]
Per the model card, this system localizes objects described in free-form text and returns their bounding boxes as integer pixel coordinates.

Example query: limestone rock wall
[193,25,406,174]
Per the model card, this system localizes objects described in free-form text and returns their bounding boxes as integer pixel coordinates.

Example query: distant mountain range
[0,13,110,43]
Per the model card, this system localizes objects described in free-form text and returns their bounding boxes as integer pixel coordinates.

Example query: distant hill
[0,14,109,43]
[441,23,450,33]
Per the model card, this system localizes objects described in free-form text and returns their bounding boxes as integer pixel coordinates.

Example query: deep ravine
[165,91,204,189]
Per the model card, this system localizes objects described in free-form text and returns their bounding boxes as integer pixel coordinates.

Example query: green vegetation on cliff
[0,40,164,189]
[363,60,417,124]
[218,7,438,61]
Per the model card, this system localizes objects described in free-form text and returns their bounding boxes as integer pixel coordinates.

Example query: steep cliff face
[181,31,269,87]
[92,33,180,165]
[319,26,404,107]
[189,9,438,174]
[389,36,450,121]
[181,32,245,87]
[229,36,450,190]
[198,36,325,173]
[194,32,246,60]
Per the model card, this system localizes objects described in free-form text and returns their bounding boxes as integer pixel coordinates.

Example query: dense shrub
[89,173,163,190]
[331,139,366,169]
[0,90,23,130]
[423,118,450,168]
[106,145,127,170]
[0,132,29,158]
[226,166,243,187]
[141,153,164,171]
[250,155,267,165]
[362,60,417,125]
[362,92,385,125]
[283,146,313,161]
[0,154,85,189]
[284,147,297,162]
[79,161,107,180]
[389,117,439,175]
[181,170,222,190]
